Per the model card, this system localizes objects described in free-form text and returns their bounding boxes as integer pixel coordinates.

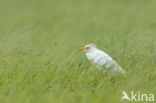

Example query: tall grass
[0,0,155,103]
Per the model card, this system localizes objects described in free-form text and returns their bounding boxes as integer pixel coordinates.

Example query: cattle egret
[78,44,125,74]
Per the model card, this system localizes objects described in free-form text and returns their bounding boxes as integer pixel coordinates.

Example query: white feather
[83,44,125,74]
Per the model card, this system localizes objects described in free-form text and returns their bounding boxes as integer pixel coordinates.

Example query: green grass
[0,0,155,103]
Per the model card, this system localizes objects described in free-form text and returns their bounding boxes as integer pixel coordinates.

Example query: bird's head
[78,43,97,52]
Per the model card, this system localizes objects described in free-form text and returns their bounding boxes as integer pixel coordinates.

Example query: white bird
[78,44,125,74]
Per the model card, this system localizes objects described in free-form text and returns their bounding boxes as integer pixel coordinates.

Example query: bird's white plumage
[79,44,125,74]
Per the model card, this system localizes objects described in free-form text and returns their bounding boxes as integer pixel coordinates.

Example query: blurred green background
[0,0,155,103]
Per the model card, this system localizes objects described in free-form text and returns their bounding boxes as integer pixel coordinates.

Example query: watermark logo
[121,91,154,102]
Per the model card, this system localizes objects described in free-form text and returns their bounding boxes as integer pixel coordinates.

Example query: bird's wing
[95,50,125,73]
[92,50,112,66]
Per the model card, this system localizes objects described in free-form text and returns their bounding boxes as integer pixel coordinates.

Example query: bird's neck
[86,48,97,54]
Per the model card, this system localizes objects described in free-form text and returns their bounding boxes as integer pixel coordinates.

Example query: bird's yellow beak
[78,47,88,50]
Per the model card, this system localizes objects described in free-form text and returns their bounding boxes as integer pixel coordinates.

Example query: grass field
[0,0,155,103]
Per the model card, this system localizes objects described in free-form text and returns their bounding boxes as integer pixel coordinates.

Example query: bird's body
[86,48,111,67]
[79,44,125,74]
